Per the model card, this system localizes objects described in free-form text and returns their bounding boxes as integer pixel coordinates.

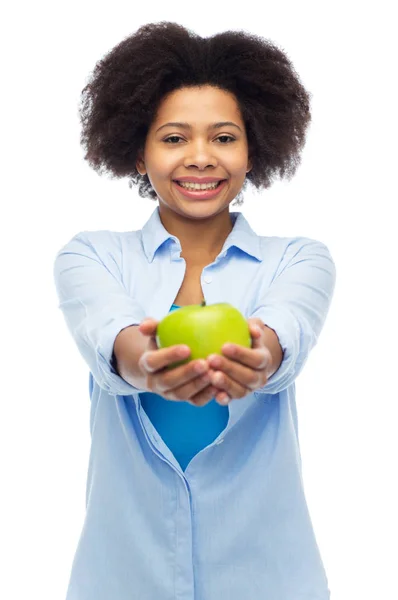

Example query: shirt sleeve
[250,238,337,395]
[53,231,147,396]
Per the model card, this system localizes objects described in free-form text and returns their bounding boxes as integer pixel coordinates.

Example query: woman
[54,21,336,599]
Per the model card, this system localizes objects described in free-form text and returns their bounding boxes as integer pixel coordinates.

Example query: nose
[183,140,218,170]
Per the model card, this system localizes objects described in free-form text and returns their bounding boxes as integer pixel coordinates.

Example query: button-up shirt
[53,205,336,599]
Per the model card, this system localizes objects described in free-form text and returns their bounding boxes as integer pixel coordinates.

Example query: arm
[250,238,336,395]
[53,231,148,395]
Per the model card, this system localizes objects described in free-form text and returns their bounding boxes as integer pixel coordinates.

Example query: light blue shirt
[53,205,336,600]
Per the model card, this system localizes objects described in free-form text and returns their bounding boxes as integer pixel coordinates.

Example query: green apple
[156,300,252,370]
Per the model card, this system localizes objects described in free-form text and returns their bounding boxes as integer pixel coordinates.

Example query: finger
[162,365,216,401]
[215,391,231,405]
[138,318,158,334]
[211,344,271,372]
[146,336,161,357]
[221,344,272,370]
[186,382,219,407]
[139,317,157,326]
[250,327,263,348]
[189,384,227,407]
[247,318,265,332]
[247,320,265,349]
[190,388,220,407]
[159,359,211,395]
[139,344,191,374]
[208,354,268,391]
[209,369,250,400]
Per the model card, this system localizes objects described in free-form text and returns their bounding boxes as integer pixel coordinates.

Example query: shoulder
[259,234,333,261]
[56,229,143,274]
[253,234,335,283]
[255,233,327,259]
[70,228,141,256]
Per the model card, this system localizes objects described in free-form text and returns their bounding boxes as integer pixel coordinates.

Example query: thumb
[138,318,158,334]
[248,320,263,349]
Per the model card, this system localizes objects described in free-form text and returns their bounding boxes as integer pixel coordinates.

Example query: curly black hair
[79,21,312,206]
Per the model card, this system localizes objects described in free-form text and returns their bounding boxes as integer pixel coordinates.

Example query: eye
[163,135,236,144]
[164,136,183,144]
[216,135,235,144]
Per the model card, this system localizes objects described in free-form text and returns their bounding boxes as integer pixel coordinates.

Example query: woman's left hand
[200,318,273,406]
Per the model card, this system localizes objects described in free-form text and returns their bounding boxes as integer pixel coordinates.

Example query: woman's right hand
[137,318,219,407]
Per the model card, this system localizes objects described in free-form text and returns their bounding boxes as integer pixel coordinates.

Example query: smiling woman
[79,21,311,207]
[78,22,311,263]
[53,20,337,600]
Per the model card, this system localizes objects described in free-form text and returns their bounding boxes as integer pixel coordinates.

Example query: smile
[173,179,228,200]
[177,181,221,190]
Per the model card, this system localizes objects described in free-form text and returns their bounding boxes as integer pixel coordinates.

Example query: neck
[158,204,234,263]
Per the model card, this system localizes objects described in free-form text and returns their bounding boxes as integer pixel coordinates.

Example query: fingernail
[141,318,155,326]
[209,355,221,368]
[222,344,235,355]
[213,372,223,384]
[178,346,190,356]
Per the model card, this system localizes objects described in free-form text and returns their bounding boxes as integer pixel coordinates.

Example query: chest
[173,263,208,306]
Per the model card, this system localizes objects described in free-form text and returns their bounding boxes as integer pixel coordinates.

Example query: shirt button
[203,276,212,284]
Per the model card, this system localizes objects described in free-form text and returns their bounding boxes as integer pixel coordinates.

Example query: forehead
[152,85,243,124]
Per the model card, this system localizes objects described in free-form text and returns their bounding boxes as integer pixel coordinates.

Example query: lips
[176,180,224,188]
[173,178,228,200]
[174,178,227,184]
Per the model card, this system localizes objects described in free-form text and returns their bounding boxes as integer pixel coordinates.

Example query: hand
[205,318,273,406]
[137,318,224,405]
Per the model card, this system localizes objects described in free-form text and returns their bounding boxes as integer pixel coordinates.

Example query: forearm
[112,325,148,389]
[263,325,284,379]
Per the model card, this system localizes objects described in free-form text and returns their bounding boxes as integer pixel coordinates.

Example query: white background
[1,1,397,598]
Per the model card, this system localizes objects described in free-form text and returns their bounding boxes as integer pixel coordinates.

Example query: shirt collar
[141,205,263,263]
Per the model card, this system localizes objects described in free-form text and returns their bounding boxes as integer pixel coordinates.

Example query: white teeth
[178,181,221,190]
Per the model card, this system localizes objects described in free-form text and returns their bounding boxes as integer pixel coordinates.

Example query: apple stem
[201,300,206,307]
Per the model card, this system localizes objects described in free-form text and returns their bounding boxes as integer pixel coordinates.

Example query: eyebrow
[156,121,242,133]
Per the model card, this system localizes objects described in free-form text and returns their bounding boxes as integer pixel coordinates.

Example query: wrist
[113,325,148,388]
[263,325,284,378]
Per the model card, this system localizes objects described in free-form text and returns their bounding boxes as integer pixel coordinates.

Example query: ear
[136,151,146,176]
[246,157,253,174]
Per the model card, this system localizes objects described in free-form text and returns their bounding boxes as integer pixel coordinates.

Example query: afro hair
[79,21,312,206]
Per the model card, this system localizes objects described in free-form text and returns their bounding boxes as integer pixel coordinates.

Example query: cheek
[143,142,174,175]
[229,164,249,183]
[152,155,179,180]
[226,150,250,175]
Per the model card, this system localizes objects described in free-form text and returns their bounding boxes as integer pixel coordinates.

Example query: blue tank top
[139,304,229,470]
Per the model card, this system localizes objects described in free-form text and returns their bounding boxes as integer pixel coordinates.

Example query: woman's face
[136,85,252,220]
